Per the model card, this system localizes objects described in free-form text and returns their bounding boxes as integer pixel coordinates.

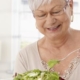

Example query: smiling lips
[47,24,61,32]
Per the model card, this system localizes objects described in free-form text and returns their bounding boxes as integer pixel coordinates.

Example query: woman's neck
[44,31,72,48]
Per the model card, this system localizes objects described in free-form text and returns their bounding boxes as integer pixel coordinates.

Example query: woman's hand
[13,73,17,77]
[59,77,65,80]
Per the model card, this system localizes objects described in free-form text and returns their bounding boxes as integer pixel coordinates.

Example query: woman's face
[33,0,73,39]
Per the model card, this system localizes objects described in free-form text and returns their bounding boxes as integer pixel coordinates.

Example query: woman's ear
[69,0,73,9]
[69,0,73,15]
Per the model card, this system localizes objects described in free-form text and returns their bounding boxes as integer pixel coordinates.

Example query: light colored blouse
[14,42,80,80]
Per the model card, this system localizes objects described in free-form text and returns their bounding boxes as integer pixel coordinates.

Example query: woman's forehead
[41,0,66,7]
[50,0,66,5]
[37,0,66,10]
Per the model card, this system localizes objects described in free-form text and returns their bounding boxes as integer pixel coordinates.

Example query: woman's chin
[46,32,62,40]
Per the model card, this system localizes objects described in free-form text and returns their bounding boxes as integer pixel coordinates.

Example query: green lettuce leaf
[14,60,60,80]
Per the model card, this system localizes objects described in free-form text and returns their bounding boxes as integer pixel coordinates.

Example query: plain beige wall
[0,0,12,62]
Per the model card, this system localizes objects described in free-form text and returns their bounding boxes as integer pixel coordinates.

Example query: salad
[14,60,63,80]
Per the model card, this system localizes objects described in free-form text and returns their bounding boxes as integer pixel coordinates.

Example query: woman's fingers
[13,73,17,77]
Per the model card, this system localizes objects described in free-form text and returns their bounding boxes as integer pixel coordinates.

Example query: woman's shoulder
[71,28,80,36]
[20,41,38,53]
[72,29,80,43]
[15,41,39,62]
[19,42,37,56]
[25,41,37,48]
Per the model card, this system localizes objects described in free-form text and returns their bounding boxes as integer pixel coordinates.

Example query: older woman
[14,0,80,80]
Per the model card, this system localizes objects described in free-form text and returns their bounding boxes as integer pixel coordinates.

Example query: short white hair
[28,0,69,11]
[28,0,52,11]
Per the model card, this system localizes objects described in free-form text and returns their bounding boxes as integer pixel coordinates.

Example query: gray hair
[28,0,52,11]
[28,0,69,11]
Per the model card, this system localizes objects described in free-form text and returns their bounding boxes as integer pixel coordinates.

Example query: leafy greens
[14,60,60,80]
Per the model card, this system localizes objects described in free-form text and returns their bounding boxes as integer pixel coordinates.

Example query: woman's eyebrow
[51,5,64,10]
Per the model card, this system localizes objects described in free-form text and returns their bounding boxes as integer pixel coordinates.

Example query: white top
[14,42,80,80]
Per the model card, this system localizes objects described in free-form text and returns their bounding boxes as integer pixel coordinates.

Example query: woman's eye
[37,14,46,17]
[51,9,62,15]
[53,10,61,14]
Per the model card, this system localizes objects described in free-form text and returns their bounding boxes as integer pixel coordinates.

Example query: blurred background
[0,0,80,79]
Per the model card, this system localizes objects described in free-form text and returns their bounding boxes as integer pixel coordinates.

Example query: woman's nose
[45,14,56,25]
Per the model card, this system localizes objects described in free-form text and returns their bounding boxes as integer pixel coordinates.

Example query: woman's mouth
[47,24,61,32]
